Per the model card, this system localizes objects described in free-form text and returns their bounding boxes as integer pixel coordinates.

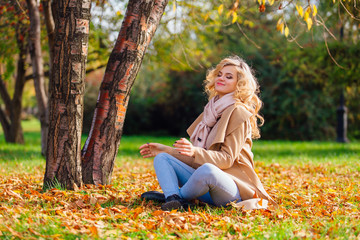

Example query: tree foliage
[123,0,360,140]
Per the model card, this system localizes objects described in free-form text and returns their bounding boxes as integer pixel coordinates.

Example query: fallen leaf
[6,189,23,200]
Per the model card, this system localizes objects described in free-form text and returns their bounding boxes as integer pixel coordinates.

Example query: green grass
[1,118,359,166]
[0,119,359,239]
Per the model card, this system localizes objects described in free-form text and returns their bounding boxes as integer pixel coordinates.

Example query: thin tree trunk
[41,0,55,78]
[0,11,27,144]
[26,0,49,156]
[81,0,169,185]
[0,78,12,135]
[43,0,91,190]
[9,41,27,144]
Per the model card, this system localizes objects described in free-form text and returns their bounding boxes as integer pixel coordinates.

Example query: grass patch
[0,119,359,239]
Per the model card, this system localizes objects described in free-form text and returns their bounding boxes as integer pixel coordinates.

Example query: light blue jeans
[153,153,241,206]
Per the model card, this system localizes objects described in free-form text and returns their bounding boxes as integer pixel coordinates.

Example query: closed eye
[226,73,233,79]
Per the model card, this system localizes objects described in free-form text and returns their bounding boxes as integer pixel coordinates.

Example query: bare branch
[25,63,107,82]
[15,0,27,17]
[323,32,346,70]
[236,22,261,49]
[339,0,360,21]
[316,15,337,40]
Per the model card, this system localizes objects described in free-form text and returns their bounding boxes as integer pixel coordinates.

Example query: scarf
[190,92,236,148]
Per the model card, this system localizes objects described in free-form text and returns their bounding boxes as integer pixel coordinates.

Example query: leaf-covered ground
[0,122,359,239]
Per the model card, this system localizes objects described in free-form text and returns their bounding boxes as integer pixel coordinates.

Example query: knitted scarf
[190,92,236,148]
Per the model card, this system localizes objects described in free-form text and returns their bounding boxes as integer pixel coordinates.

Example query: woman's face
[214,65,238,98]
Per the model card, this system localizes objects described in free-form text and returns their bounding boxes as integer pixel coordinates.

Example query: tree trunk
[0,9,28,144]
[26,0,49,156]
[43,0,91,190]
[81,0,168,185]
[9,39,27,144]
[41,0,55,78]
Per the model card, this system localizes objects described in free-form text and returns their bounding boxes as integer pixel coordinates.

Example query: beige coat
[171,104,276,210]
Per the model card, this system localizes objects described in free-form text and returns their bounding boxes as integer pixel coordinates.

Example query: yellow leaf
[116,11,121,16]
[304,11,309,21]
[173,1,176,13]
[296,5,304,17]
[244,20,254,28]
[204,13,209,22]
[268,0,275,5]
[277,22,284,33]
[218,4,224,15]
[6,189,23,200]
[306,6,312,14]
[312,4,317,16]
[258,0,261,4]
[306,17,313,30]
[284,26,289,37]
[262,0,266,5]
[232,11,238,23]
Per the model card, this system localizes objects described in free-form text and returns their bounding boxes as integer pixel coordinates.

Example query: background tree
[26,0,49,156]
[0,0,112,152]
[0,1,28,144]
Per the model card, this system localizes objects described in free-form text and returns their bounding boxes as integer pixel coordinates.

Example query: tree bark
[81,0,169,185]
[26,0,49,156]
[43,0,91,190]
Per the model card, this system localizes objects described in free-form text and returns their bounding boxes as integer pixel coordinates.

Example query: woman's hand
[139,143,167,158]
[174,138,195,157]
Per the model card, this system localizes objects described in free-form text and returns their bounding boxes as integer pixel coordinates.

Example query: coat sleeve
[192,121,249,169]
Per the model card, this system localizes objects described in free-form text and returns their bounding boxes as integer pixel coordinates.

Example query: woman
[139,56,276,211]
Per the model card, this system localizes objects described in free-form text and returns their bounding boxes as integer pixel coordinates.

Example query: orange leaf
[132,207,143,218]
[259,4,265,12]
[89,225,98,237]
[258,198,263,206]
[152,210,165,216]
[110,207,122,214]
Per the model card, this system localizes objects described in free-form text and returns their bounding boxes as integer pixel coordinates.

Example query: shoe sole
[140,192,165,203]
[161,200,183,211]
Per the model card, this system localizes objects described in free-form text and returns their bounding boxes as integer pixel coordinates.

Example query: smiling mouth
[216,82,225,86]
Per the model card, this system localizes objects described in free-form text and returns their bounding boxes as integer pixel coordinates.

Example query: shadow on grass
[0,148,43,162]
[0,131,43,162]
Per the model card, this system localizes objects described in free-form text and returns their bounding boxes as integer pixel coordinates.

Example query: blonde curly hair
[204,56,264,139]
